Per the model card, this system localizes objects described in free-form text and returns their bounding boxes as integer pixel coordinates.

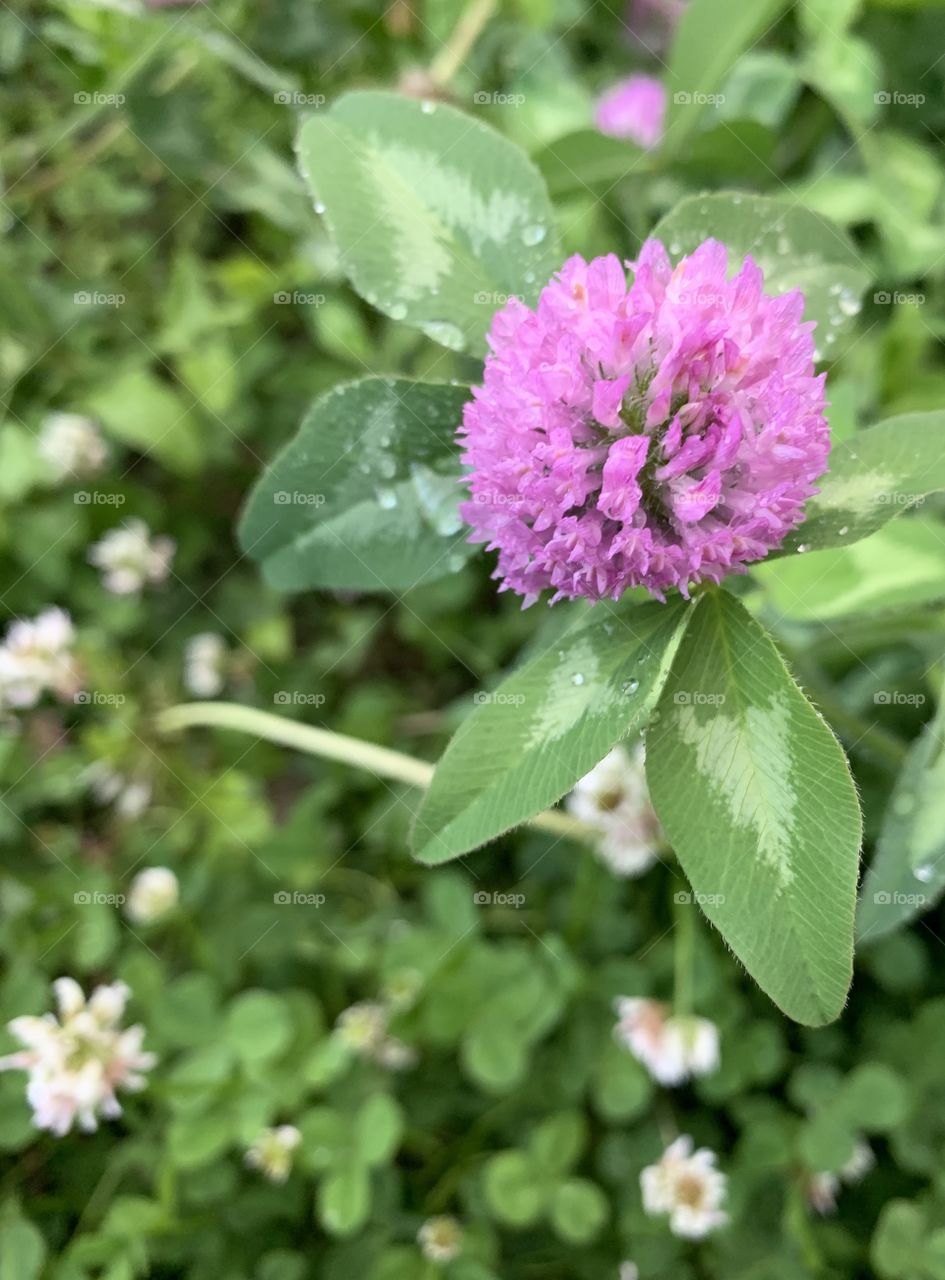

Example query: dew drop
[376,487,398,509]
[838,292,861,317]
[571,672,585,686]
[420,100,435,114]
[313,200,326,214]
[838,525,849,536]
[915,864,936,883]
[797,543,810,553]
[389,302,407,320]
[521,223,547,246]
[622,678,639,695]
[669,239,682,255]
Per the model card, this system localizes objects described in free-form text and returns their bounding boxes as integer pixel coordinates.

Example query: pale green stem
[429,0,497,89]
[672,891,695,1018]
[156,702,590,841]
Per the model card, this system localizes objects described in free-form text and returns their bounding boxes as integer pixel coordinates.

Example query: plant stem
[156,702,590,841]
[672,891,695,1017]
[429,0,497,89]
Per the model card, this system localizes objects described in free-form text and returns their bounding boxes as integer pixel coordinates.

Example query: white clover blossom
[126,867,179,924]
[184,632,227,698]
[614,997,719,1086]
[87,519,175,595]
[619,1264,639,1280]
[0,978,155,1136]
[0,608,78,710]
[38,413,109,479]
[417,1215,463,1263]
[244,1125,301,1182]
[641,1135,728,1238]
[567,745,662,876]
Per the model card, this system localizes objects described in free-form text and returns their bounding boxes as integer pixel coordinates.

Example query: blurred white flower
[567,744,661,876]
[87,519,175,595]
[374,1037,418,1071]
[641,1135,727,1238]
[417,1215,463,1263]
[334,1001,389,1055]
[86,764,152,819]
[808,1139,875,1214]
[619,1264,639,1280]
[0,978,155,1136]
[0,608,78,709]
[614,997,719,1086]
[807,1171,839,1215]
[38,413,109,479]
[126,867,179,924]
[184,632,227,698]
[244,1125,301,1182]
[333,1000,417,1071]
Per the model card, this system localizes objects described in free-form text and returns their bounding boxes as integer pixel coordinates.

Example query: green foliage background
[4,0,945,1276]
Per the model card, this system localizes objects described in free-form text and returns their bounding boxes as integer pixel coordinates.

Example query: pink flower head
[459,241,828,604]
[595,75,666,149]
